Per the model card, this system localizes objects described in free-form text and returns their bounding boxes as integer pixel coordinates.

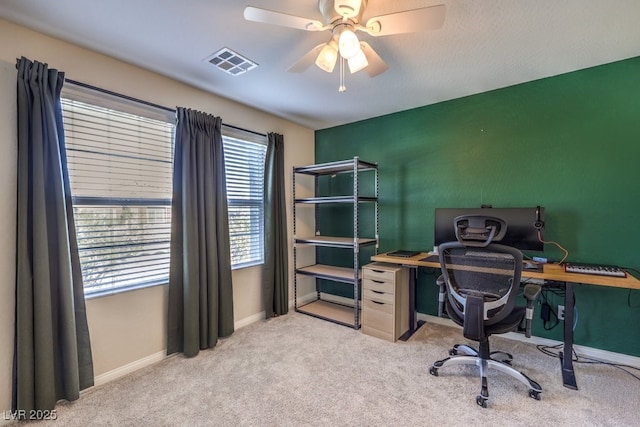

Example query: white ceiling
[1,0,639,130]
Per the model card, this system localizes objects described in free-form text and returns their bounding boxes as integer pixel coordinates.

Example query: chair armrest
[523,284,542,338]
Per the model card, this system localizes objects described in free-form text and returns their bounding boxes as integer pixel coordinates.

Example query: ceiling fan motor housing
[319,0,368,23]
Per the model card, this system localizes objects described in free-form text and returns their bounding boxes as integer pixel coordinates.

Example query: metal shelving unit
[292,157,379,329]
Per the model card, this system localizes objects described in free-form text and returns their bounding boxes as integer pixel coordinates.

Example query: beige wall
[0,58,17,422]
[0,18,315,416]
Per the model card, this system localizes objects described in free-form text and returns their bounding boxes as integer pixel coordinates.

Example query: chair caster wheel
[429,366,438,376]
[529,389,541,400]
[476,395,487,408]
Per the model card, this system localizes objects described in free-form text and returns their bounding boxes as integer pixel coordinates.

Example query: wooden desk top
[371,252,640,290]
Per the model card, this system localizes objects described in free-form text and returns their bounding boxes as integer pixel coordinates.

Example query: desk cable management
[532,281,567,331]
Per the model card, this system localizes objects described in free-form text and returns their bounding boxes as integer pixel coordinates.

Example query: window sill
[84,281,168,300]
[232,260,264,270]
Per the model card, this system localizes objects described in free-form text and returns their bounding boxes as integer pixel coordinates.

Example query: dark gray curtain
[167,108,234,357]
[13,57,94,415]
[262,133,288,318]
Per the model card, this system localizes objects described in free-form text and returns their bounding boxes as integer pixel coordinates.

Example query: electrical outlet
[558,305,565,320]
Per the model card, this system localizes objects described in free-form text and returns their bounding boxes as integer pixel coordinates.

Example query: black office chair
[429,215,542,408]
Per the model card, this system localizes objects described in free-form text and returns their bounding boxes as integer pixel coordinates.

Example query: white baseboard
[418,313,640,369]
[234,311,265,329]
[295,292,354,308]
[93,350,168,387]
[294,291,318,307]
[91,311,265,388]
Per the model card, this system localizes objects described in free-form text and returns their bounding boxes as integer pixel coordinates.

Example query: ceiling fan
[244,0,446,91]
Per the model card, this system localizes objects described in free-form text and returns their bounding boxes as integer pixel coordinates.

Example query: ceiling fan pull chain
[339,56,346,92]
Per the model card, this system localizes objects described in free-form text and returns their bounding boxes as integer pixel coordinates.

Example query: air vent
[206,47,258,76]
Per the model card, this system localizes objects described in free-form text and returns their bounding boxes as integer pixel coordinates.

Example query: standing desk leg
[399,266,424,341]
[559,281,578,390]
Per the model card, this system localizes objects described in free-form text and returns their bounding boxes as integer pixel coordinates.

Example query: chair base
[450,343,514,365]
[430,345,542,408]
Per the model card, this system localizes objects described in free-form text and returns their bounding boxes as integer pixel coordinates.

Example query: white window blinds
[62,84,175,296]
[222,127,268,268]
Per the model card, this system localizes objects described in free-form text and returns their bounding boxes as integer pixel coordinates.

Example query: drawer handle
[372,290,384,294]
[372,270,385,273]
[371,300,385,305]
[371,280,385,284]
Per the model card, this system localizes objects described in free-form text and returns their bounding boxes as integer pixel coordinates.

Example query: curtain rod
[222,123,267,137]
[66,79,175,113]
[65,79,267,137]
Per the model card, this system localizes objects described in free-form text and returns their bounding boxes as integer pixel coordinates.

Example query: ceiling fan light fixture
[338,28,360,59]
[315,43,338,73]
[334,0,362,18]
[347,48,368,73]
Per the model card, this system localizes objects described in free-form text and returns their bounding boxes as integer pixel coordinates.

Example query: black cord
[536,343,562,357]
[536,344,640,382]
[538,289,560,330]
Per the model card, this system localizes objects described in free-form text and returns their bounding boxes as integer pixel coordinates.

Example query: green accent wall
[314,56,640,356]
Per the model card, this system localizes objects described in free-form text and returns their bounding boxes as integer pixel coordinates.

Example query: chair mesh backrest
[439,243,522,326]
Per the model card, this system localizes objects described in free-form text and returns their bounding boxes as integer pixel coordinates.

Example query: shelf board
[295,195,378,204]
[296,264,360,283]
[297,300,359,328]
[294,158,377,176]
[295,236,377,248]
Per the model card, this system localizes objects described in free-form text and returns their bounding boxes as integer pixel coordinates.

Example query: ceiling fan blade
[360,42,388,77]
[364,4,446,37]
[244,6,325,31]
[288,44,326,73]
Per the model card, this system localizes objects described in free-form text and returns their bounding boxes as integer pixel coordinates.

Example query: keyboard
[564,263,627,278]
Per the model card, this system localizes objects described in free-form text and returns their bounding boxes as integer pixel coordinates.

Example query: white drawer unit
[361,262,409,342]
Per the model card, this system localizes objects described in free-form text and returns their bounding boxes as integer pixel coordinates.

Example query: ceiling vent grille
[206,47,258,76]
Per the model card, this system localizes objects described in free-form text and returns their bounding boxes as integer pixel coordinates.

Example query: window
[222,127,268,268]
[62,83,267,296]
[62,84,175,296]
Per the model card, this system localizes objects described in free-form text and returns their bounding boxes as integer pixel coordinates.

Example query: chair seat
[446,300,525,338]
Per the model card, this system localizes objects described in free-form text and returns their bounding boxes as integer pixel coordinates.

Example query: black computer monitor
[434,207,545,252]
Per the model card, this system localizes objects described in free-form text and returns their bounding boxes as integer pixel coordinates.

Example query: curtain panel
[13,57,94,415]
[167,108,234,357]
[262,132,288,317]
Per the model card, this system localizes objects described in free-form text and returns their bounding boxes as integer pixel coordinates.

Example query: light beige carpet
[18,312,639,426]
